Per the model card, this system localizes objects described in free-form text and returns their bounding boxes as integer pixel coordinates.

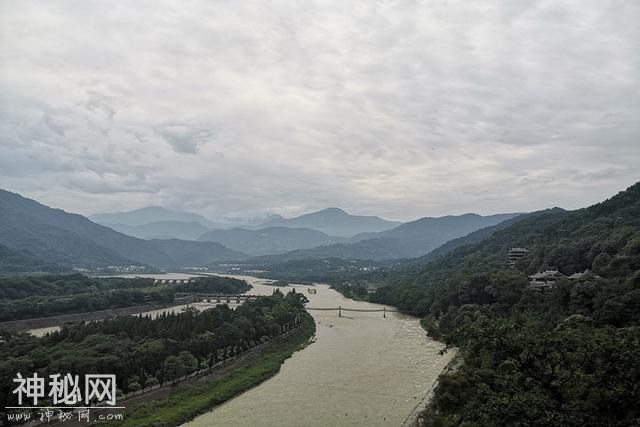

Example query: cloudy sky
[1,0,638,222]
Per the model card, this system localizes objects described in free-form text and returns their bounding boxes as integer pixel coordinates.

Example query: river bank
[0,297,193,334]
[27,316,312,427]
[331,286,461,427]
[182,275,454,427]
[110,313,316,427]
[35,272,453,426]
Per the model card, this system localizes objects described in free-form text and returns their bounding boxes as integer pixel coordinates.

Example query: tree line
[353,183,640,425]
[0,275,251,322]
[0,289,309,423]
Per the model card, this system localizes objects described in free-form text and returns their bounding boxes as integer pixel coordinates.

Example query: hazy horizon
[0,3,638,425]
[1,1,638,221]
[0,184,627,225]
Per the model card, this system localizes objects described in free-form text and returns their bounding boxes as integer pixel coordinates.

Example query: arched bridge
[176,293,261,304]
[155,278,197,285]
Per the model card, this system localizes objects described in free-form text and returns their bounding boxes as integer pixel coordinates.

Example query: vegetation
[263,280,289,287]
[210,257,395,283]
[113,311,315,426]
[0,274,155,300]
[0,274,251,321]
[0,189,245,270]
[0,289,310,425]
[0,244,70,274]
[356,183,640,425]
[240,213,518,262]
[171,276,251,295]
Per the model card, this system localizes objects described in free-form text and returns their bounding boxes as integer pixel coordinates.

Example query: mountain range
[248,213,521,262]
[90,205,520,260]
[0,189,524,271]
[259,207,402,237]
[0,190,246,269]
[198,226,346,256]
[100,220,212,241]
[90,206,215,228]
[91,206,402,242]
[90,206,407,255]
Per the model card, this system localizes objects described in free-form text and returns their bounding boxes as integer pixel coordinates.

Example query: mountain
[259,207,402,237]
[198,226,346,256]
[0,190,246,268]
[249,213,521,262]
[362,213,520,255]
[0,244,70,273]
[148,239,247,266]
[90,206,215,228]
[103,220,212,241]
[0,209,140,268]
[249,237,408,263]
[416,208,565,264]
[363,184,640,425]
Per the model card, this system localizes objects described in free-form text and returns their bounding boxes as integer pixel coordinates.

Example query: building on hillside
[568,270,593,280]
[528,270,565,291]
[528,269,597,291]
[508,247,529,268]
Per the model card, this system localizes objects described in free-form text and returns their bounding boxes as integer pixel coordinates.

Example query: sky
[1,0,638,222]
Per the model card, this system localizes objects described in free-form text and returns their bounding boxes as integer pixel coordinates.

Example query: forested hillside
[368,182,640,426]
[0,190,246,269]
[0,244,69,274]
[248,213,520,262]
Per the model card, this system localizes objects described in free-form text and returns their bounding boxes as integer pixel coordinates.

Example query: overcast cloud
[0,0,638,221]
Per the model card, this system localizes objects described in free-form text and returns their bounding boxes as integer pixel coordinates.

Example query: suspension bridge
[178,293,397,318]
[306,306,397,318]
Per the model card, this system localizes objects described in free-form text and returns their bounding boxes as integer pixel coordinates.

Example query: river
[184,274,455,427]
[28,272,455,425]
[28,273,243,337]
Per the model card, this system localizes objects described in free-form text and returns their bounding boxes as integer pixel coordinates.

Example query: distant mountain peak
[130,206,174,214]
[317,207,349,215]
[90,206,213,228]
[259,207,402,237]
[249,212,523,262]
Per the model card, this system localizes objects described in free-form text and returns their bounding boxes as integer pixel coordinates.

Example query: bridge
[306,306,397,318]
[155,278,197,285]
[176,293,397,318]
[176,293,261,304]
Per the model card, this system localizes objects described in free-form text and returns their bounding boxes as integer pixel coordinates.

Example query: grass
[111,313,316,427]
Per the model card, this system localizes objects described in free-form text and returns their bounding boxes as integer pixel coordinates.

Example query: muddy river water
[184,274,455,427]
[28,273,454,426]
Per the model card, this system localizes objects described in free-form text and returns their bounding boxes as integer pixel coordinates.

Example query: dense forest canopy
[0,245,70,274]
[0,290,309,423]
[362,182,640,426]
